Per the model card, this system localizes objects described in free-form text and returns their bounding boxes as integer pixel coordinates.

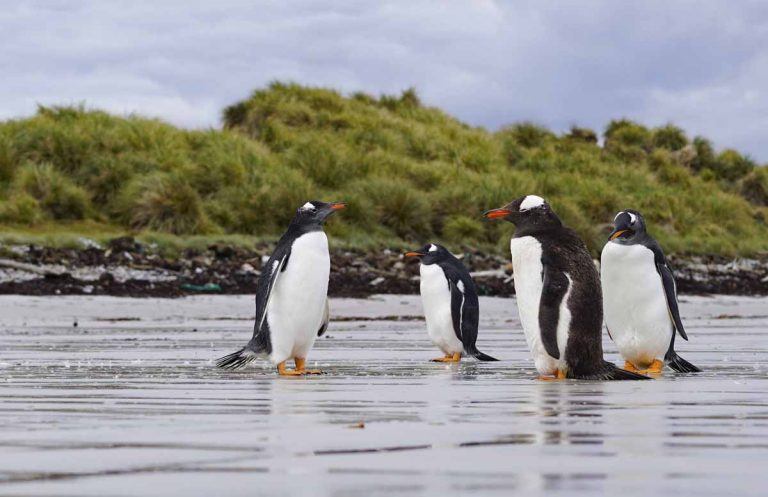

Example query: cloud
[1,0,766,159]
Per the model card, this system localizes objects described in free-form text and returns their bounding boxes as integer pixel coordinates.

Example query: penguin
[484,195,648,380]
[405,243,498,362]
[601,210,700,374]
[216,200,345,376]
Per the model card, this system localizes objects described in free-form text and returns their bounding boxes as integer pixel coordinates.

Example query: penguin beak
[404,251,424,258]
[483,208,512,220]
[329,202,346,211]
[609,228,631,240]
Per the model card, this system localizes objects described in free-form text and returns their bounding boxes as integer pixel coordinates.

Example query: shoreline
[0,237,765,298]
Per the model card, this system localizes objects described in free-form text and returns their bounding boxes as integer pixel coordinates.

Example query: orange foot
[537,369,567,381]
[624,359,663,374]
[624,361,640,373]
[646,359,664,374]
[277,361,303,376]
[432,352,461,363]
[295,357,322,375]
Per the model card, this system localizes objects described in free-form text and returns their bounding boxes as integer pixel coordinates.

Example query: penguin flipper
[252,248,291,340]
[317,299,330,337]
[652,251,688,341]
[446,277,475,347]
[444,270,496,360]
[538,263,569,360]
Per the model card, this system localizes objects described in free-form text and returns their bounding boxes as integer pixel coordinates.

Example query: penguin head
[608,210,646,243]
[483,194,560,228]
[292,200,346,226]
[404,243,449,265]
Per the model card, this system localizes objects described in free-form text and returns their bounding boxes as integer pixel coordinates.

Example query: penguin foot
[646,359,664,374]
[623,361,640,373]
[294,358,323,375]
[537,370,566,381]
[624,359,663,375]
[277,361,303,376]
[431,353,461,363]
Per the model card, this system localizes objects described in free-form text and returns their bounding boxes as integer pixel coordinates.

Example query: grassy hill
[0,82,766,256]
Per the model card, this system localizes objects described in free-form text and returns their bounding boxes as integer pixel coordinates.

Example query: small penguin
[217,200,345,375]
[405,243,498,362]
[484,195,648,380]
[601,210,700,374]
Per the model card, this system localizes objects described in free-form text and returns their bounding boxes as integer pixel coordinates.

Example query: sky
[2,1,767,160]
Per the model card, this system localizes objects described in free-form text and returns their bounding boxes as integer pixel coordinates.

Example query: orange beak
[404,251,424,257]
[330,202,347,211]
[484,208,511,220]
[609,229,628,240]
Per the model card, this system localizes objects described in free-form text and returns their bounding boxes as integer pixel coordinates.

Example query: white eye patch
[519,195,545,211]
[614,211,637,224]
[300,202,315,211]
[428,244,437,252]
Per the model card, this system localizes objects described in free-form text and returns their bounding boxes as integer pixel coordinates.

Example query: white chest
[419,263,462,354]
[510,236,544,326]
[268,231,330,328]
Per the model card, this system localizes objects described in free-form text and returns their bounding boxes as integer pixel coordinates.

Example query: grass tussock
[0,86,765,257]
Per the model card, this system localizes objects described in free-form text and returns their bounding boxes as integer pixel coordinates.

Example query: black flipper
[650,244,699,372]
[216,247,290,369]
[573,362,651,381]
[650,247,687,341]
[444,266,498,361]
[254,250,290,335]
[317,299,329,337]
[538,262,569,360]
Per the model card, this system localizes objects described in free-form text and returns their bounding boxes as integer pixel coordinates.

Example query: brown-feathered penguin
[405,243,498,363]
[484,195,648,380]
[217,200,345,376]
[601,210,700,374]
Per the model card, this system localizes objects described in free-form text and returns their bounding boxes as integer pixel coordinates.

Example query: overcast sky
[2,1,767,160]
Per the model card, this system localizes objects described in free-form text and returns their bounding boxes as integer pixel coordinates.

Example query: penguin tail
[574,362,651,381]
[471,350,499,362]
[216,346,258,370]
[666,352,701,373]
[464,344,498,361]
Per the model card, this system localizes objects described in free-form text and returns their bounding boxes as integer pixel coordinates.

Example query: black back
[515,223,605,376]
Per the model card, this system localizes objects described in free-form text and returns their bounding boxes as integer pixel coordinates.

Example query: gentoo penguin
[405,243,498,362]
[217,200,345,376]
[484,195,648,380]
[601,210,700,374]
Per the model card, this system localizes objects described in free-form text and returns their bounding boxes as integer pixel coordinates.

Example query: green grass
[0,84,766,257]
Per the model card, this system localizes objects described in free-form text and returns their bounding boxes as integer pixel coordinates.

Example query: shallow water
[0,294,767,496]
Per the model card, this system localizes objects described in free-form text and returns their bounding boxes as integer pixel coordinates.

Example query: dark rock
[108,236,143,253]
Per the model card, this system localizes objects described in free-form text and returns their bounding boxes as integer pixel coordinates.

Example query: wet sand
[1,294,767,496]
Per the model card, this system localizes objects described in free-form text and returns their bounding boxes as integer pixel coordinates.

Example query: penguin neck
[512,215,562,237]
[286,221,324,238]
